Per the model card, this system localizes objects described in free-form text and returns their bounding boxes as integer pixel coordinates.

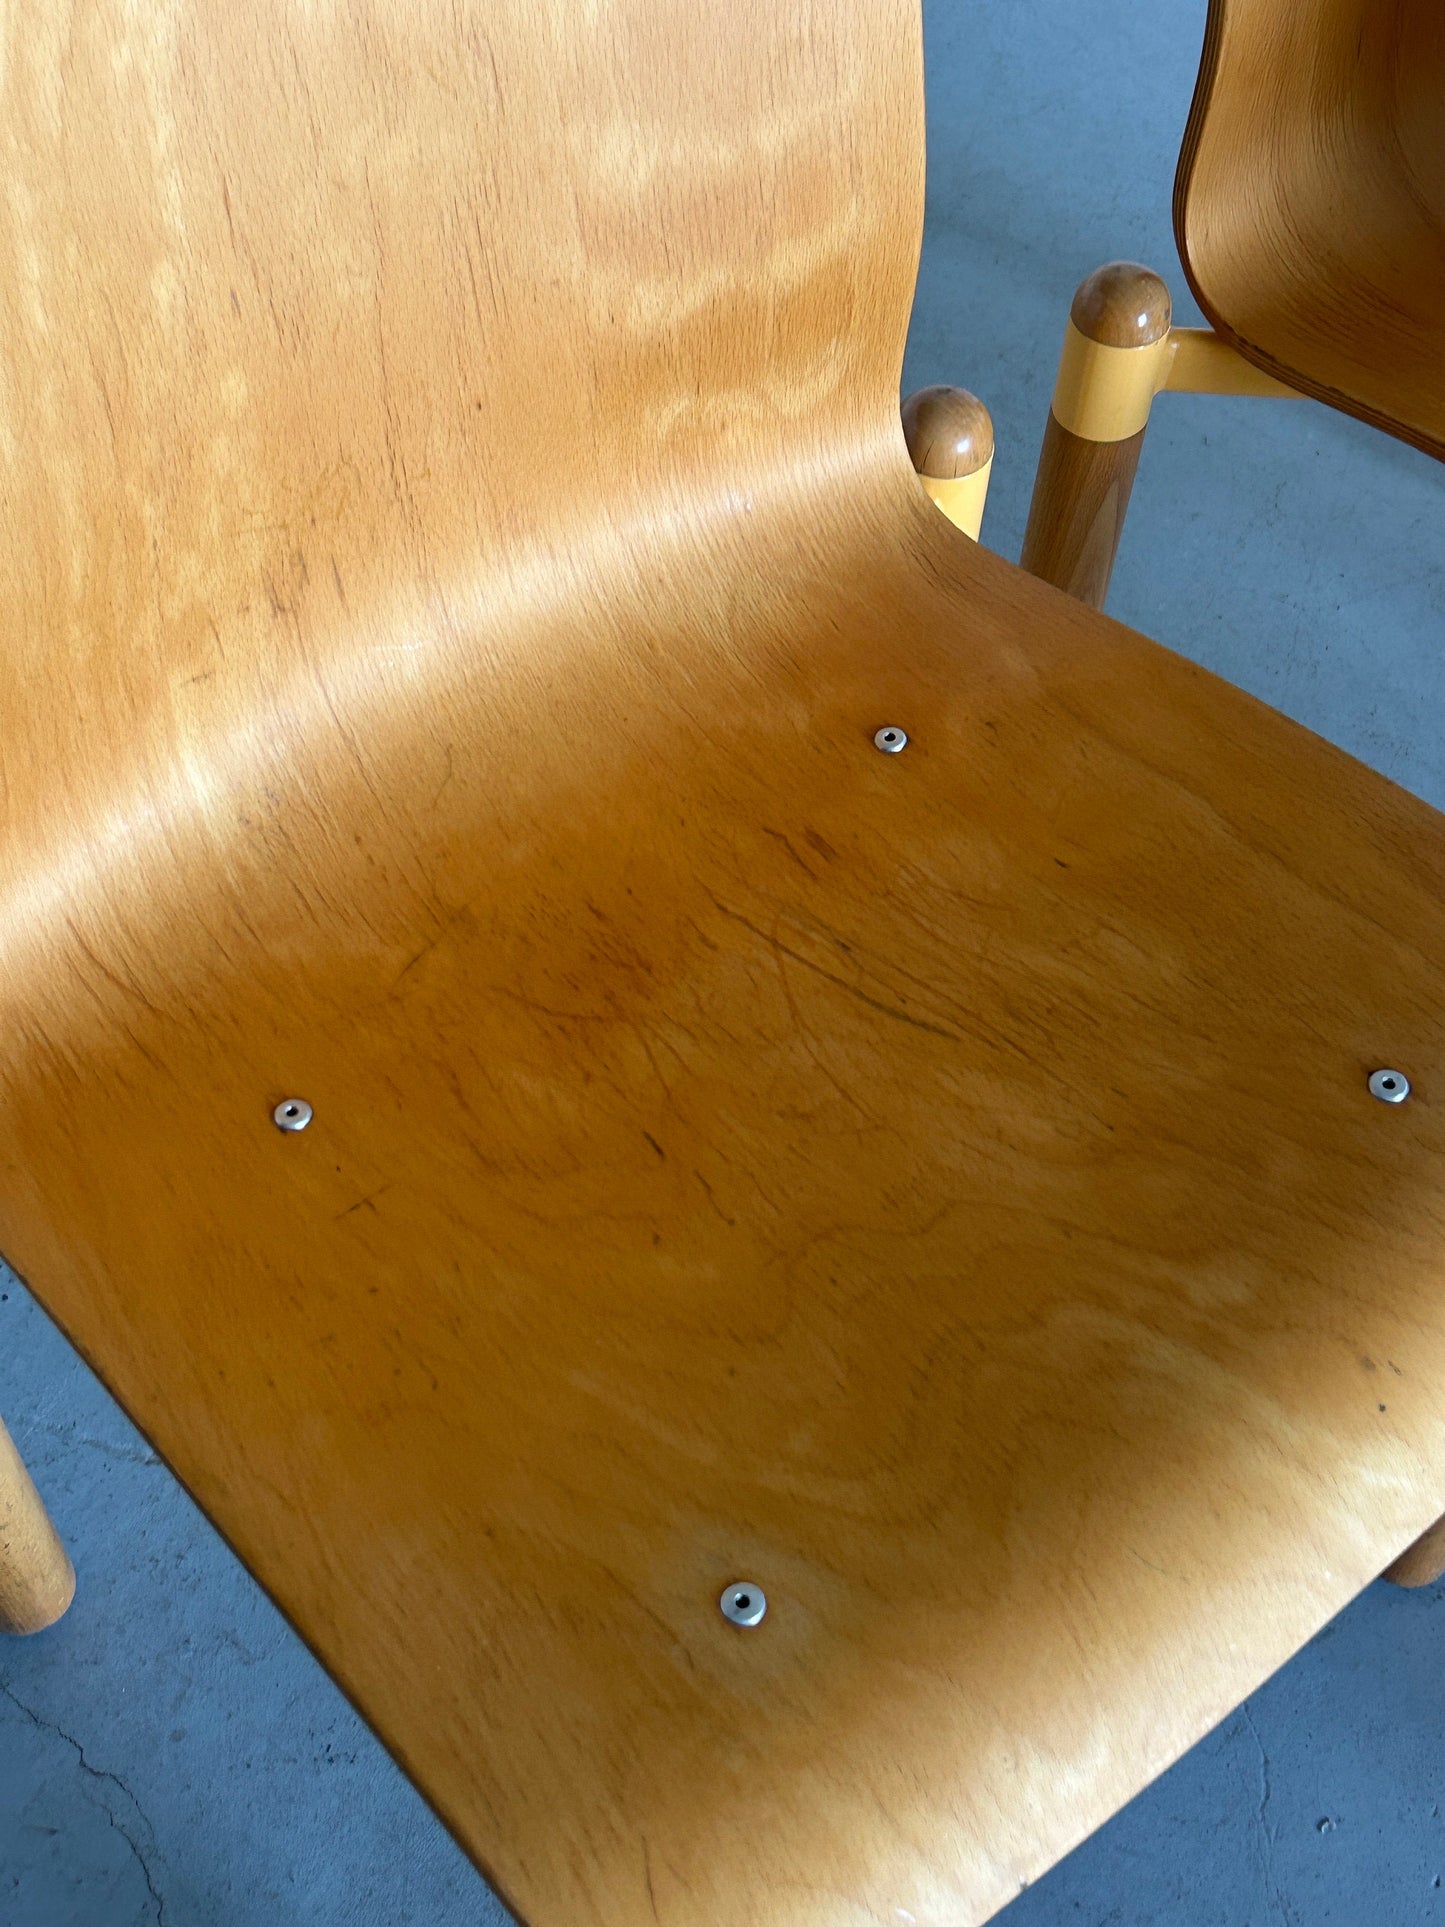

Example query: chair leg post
[0,1411,75,1634]
[1020,262,1172,610]
[1383,1512,1445,1589]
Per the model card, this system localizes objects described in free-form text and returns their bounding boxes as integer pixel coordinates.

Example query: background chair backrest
[1175,0,1445,458]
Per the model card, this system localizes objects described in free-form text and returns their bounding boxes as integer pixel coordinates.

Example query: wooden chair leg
[902,385,994,541]
[0,1411,75,1634]
[1020,262,1172,610]
[1384,1512,1445,1589]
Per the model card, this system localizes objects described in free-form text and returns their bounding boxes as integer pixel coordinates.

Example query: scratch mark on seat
[392,935,441,990]
[694,1170,735,1225]
[761,827,818,879]
[66,922,161,1015]
[643,1836,659,1919]
[336,1186,391,1219]
[707,895,957,1040]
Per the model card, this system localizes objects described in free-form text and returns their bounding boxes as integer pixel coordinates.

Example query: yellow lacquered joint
[1052,323,1306,444]
[1050,321,1171,442]
[920,459,992,542]
[1161,329,1302,399]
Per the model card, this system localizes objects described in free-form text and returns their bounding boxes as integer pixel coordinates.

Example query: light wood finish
[5,4,1445,1923]
[902,386,994,539]
[0,1414,75,1635]
[1384,1515,1445,1590]
[1176,0,1445,460]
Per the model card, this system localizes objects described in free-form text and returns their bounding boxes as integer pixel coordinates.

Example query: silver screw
[273,1097,314,1132]
[1368,1069,1411,1105]
[719,1582,766,1628]
[874,726,908,754]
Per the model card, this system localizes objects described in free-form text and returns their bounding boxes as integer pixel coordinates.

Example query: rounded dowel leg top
[902,385,995,540]
[902,384,995,479]
[1070,261,1172,349]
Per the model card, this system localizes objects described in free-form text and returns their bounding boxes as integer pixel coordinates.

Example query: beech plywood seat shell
[4,3,1445,1922]
[1176,0,1445,457]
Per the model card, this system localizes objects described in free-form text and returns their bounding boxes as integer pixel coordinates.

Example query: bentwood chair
[1021,0,1445,614]
[4,3,1445,1921]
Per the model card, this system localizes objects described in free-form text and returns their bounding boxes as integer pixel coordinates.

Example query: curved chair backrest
[0,0,922,929]
[1175,0,1445,459]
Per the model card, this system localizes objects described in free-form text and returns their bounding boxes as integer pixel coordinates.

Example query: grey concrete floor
[4,2,1444,1923]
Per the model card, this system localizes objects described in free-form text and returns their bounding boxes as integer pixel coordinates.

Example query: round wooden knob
[901,385,995,480]
[1069,262,1172,348]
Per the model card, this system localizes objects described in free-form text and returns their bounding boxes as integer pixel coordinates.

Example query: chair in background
[1019,0,1445,1594]
[1021,0,1445,612]
[4,3,1445,1921]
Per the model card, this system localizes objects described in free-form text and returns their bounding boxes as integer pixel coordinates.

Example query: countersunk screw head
[273,1098,314,1132]
[874,726,908,754]
[1368,1069,1410,1105]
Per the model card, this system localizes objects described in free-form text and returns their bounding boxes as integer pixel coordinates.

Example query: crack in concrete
[1242,1704,1292,1927]
[39,1422,161,1468]
[0,1679,167,1923]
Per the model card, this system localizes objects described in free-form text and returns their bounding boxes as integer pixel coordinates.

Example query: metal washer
[273,1097,314,1132]
[874,726,908,754]
[719,1582,767,1627]
[1367,1069,1411,1105]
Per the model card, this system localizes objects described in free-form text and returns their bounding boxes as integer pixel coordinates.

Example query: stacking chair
[1019,0,1445,1594]
[1021,0,1444,612]
[4,3,1445,1921]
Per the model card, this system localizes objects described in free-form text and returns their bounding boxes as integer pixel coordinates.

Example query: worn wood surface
[3,2,1445,1922]
[1176,0,1445,458]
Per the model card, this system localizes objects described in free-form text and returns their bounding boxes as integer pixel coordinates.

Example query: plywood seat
[4,2,1445,1922]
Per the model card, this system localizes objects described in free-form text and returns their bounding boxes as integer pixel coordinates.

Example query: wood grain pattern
[1176,0,1445,459]
[1071,261,1172,351]
[1020,416,1147,608]
[901,384,995,478]
[0,1414,75,1634]
[3,3,1445,1923]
